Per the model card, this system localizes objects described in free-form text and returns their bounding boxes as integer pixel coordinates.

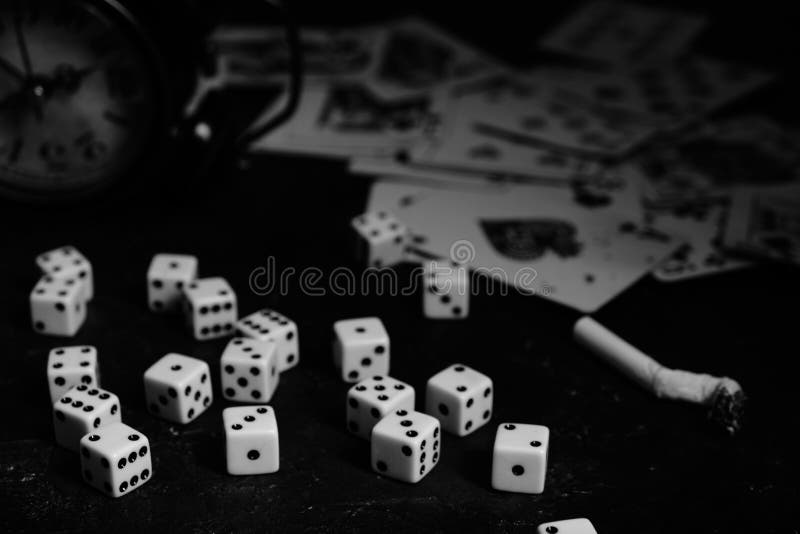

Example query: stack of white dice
[31,245,94,336]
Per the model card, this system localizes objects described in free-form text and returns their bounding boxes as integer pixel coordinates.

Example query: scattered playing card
[541,1,707,66]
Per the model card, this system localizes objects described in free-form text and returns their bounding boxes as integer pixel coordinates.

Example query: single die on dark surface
[371,409,441,483]
[423,261,469,319]
[143,353,213,424]
[223,405,279,475]
[30,275,87,336]
[182,277,237,340]
[46,345,100,403]
[351,211,408,268]
[236,308,299,372]
[333,317,390,383]
[537,518,597,534]
[53,385,121,452]
[425,363,493,436]
[346,376,415,440]
[492,423,550,494]
[220,338,279,403]
[80,422,152,498]
[147,253,198,312]
[36,245,93,300]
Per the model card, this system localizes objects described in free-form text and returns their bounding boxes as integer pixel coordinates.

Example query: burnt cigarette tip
[708,379,746,436]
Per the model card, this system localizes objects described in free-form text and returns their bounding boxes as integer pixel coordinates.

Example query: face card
[541,1,707,66]
[368,178,677,312]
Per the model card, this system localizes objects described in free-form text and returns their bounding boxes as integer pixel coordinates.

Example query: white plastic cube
[351,211,408,268]
[182,277,237,340]
[147,253,198,312]
[371,409,441,483]
[79,422,152,498]
[537,518,598,534]
[491,423,550,494]
[46,345,100,403]
[221,338,279,403]
[53,385,121,452]
[347,376,414,440]
[333,317,390,383]
[143,353,213,424]
[30,275,87,336]
[223,405,279,475]
[36,245,93,300]
[236,308,299,372]
[425,363,493,436]
[423,261,469,319]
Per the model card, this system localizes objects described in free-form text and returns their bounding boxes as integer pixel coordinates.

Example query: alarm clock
[0,0,300,202]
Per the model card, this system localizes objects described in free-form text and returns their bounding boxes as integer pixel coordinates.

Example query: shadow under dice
[144,353,213,424]
[147,253,198,312]
[347,376,415,440]
[371,409,441,483]
[182,277,237,340]
[223,406,279,475]
[30,275,87,336]
[80,422,152,498]
[47,345,99,403]
[221,338,280,403]
[491,423,550,494]
[426,363,493,436]
[236,308,299,372]
[333,317,390,383]
[351,211,408,268]
[423,261,470,319]
[36,245,93,300]
[536,518,597,534]
[53,385,121,452]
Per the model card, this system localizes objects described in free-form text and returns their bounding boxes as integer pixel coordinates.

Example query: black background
[1,0,799,532]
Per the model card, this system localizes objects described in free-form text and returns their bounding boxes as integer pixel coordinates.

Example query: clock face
[0,0,164,199]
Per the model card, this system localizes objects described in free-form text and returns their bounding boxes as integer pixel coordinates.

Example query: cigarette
[573,316,745,435]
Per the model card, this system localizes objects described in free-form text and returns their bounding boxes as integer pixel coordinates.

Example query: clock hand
[0,56,25,82]
[12,2,34,77]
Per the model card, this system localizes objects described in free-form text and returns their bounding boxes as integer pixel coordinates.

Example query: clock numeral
[39,141,68,172]
[1,137,23,164]
[73,131,108,163]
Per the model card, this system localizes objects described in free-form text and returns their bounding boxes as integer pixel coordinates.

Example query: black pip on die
[36,245,93,300]
[423,261,469,319]
[536,518,598,534]
[79,422,152,498]
[333,317,390,383]
[182,277,237,340]
[147,253,198,312]
[47,345,100,403]
[346,376,415,440]
[223,406,279,475]
[221,338,280,403]
[30,275,87,336]
[144,353,213,424]
[371,409,441,483]
[351,211,408,268]
[53,385,120,452]
[425,363,493,436]
[236,308,299,372]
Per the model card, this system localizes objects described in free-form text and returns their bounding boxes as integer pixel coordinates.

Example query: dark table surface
[2,2,800,533]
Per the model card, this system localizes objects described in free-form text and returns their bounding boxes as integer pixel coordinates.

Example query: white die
[79,422,152,498]
[423,261,469,319]
[491,423,550,494]
[236,308,299,372]
[30,275,87,336]
[182,277,238,340]
[221,338,280,403]
[351,211,408,268]
[143,353,213,424]
[223,406,279,475]
[537,518,598,534]
[425,363,493,436]
[371,409,441,483]
[333,317,390,383]
[46,345,100,403]
[53,385,121,452]
[346,376,414,440]
[147,254,198,312]
[36,245,93,300]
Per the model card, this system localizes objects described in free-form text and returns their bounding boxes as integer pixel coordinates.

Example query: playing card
[541,1,707,66]
[724,184,800,265]
[367,177,677,312]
